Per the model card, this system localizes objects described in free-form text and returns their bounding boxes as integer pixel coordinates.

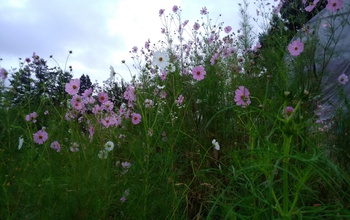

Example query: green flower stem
[282,133,292,218]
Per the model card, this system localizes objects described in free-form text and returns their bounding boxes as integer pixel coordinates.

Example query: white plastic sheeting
[291,3,350,121]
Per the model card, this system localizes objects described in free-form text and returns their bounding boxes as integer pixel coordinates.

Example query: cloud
[0,0,275,85]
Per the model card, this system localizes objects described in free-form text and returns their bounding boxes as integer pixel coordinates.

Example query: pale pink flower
[71,95,83,110]
[82,88,93,98]
[33,129,48,145]
[25,112,38,123]
[0,68,8,80]
[224,26,232,34]
[176,94,184,106]
[200,7,208,15]
[89,125,94,141]
[172,5,179,13]
[159,9,165,16]
[102,101,114,111]
[234,86,251,108]
[70,143,79,152]
[101,116,117,128]
[337,73,348,85]
[131,113,141,125]
[305,0,320,12]
[50,141,61,152]
[65,79,80,95]
[144,99,154,108]
[193,22,200,31]
[160,91,167,99]
[326,0,343,12]
[98,92,109,103]
[288,40,304,57]
[192,65,206,81]
[284,106,295,119]
[160,69,167,81]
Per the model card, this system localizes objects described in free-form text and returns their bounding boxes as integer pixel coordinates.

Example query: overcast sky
[0,0,278,85]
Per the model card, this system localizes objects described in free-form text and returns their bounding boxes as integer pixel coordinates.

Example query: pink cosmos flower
[82,88,93,98]
[65,79,80,95]
[25,112,38,123]
[33,129,48,145]
[131,46,138,53]
[159,9,165,16]
[193,22,200,31]
[102,101,114,111]
[50,141,61,152]
[160,91,167,99]
[124,86,136,101]
[131,113,141,125]
[288,40,304,57]
[101,115,117,128]
[89,125,94,141]
[160,69,167,81]
[210,53,219,65]
[284,106,295,119]
[0,68,8,80]
[305,0,320,12]
[192,65,206,81]
[98,92,109,103]
[200,7,208,15]
[144,99,154,108]
[326,0,343,12]
[71,94,83,110]
[224,26,232,34]
[172,5,179,13]
[234,86,251,108]
[176,94,184,106]
[337,73,348,85]
[92,104,103,115]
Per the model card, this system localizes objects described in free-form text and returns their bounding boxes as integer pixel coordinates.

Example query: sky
[0,0,278,86]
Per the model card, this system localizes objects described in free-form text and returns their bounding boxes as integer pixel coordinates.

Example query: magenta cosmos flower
[288,40,304,57]
[234,86,251,108]
[192,65,206,81]
[65,79,80,95]
[33,129,48,145]
[326,0,343,12]
[131,113,141,125]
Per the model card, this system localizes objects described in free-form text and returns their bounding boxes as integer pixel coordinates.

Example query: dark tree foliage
[259,0,327,48]
[8,55,73,106]
[79,74,93,94]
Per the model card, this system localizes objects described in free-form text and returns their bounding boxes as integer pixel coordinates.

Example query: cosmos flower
[337,73,348,85]
[33,129,48,145]
[234,86,251,108]
[0,68,8,80]
[131,113,141,125]
[65,79,80,95]
[153,51,170,69]
[50,141,61,152]
[288,40,304,57]
[224,26,232,34]
[326,0,343,12]
[192,65,206,81]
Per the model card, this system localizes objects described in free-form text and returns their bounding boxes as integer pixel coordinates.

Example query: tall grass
[1,1,350,219]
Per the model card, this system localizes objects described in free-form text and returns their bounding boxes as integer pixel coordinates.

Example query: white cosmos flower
[18,136,24,150]
[153,51,169,69]
[104,141,114,152]
[212,139,220,151]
